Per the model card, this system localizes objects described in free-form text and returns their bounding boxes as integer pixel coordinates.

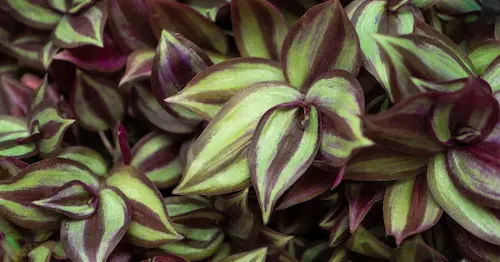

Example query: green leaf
[55,146,108,177]
[482,57,500,92]
[319,205,349,247]
[105,166,182,247]
[346,182,384,232]
[0,115,37,158]
[0,157,27,180]
[5,34,46,71]
[392,236,448,262]
[305,70,373,166]
[27,240,56,262]
[52,241,67,260]
[435,0,481,15]
[250,105,320,223]
[219,247,267,262]
[173,82,302,195]
[383,176,442,245]
[61,187,131,262]
[427,154,500,245]
[4,0,61,30]
[39,40,60,70]
[166,57,285,120]
[282,0,361,91]
[468,39,500,75]
[159,233,224,261]
[47,0,93,14]
[231,0,288,60]
[119,49,155,87]
[346,225,392,259]
[131,132,182,189]
[52,1,108,48]
[448,218,500,262]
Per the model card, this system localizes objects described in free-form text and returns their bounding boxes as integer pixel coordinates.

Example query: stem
[98,131,117,159]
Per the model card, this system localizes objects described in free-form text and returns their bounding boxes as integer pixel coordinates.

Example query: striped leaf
[142,255,189,262]
[282,0,361,91]
[345,182,384,232]
[482,57,500,92]
[468,39,500,75]
[55,146,108,177]
[119,49,155,87]
[173,82,302,195]
[346,0,422,101]
[0,75,32,117]
[131,132,182,189]
[107,0,156,53]
[158,232,225,261]
[250,104,320,223]
[328,247,347,262]
[47,0,93,14]
[27,240,56,262]
[131,83,200,134]
[53,34,127,73]
[0,157,27,180]
[147,0,228,54]
[448,218,500,262]
[72,70,125,131]
[52,241,67,260]
[166,58,285,120]
[32,181,97,219]
[61,187,131,262]
[28,102,75,156]
[105,166,182,247]
[185,0,229,21]
[0,115,37,158]
[231,0,287,60]
[392,236,448,262]
[52,1,108,48]
[6,34,46,71]
[427,154,500,245]
[0,221,22,261]
[346,226,391,259]
[219,247,267,262]
[211,242,231,262]
[39,40,60,70]
[435,0,481,14]
[319,205,349,247]
[0,158,100,229]
[31,75,51,112]
[384,176,442,245]
[165,195,211,217]
[305,70,373,166]
[3,0,61,30]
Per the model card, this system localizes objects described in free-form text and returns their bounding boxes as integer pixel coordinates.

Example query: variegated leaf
[52,1,108,48]
[319,205,349,247]
[72,70,125,131]
[131,132,182,189]
[231,0,287,60]
[166,58,285,120]
[482,56,500,92]
[0,157,27,180]
[468,39,500,75]
[158,232,225,261]
[410,0,441,8]
[384,176,442,245]
[427,154,500,245]
[120,49,155,86]
[148,0,228,54]
[392,236,448,262]
[328,247,347,262]
[305,70,373,166]
[346,226,391,259]
[53,34,127,73]
[55,146,108,177]
[282,0,361,91]
[448,218,500,262]
[345,182,384,232]
[32,181,97,219]
[3,0,62,29]
[0,158,99,229]
[211,242,231,262]
[108,0,156,53]
[174,82,302,195]
[0,115,37,158]
[0,75,32,117]
[142,255,189,262]
[250,104,320,223]
[30,75,51,112]
[27,240,56,262]
[61,187,131,262]
[185,0,229,21]
[219,247,267,262]
[6,34,46,71]
[52,241,67,260]
[39,40,60,70]
[301,242,331,262]
[105,166,182,247]
[164,195,211,217]
[0,222,22,261]
[47,0,93,14]
[435,0,481,14]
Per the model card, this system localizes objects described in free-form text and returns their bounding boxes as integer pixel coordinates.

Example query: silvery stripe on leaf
[120,49,155,87]
[3,0,61,30]
[345,182,384,233]
[55,146,108,177]
[346,225,391,259]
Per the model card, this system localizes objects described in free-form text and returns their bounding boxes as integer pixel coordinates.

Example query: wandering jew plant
[0,0,499,261]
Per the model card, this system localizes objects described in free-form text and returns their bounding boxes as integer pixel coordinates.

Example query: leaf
[30,75,51,112]
[305,70,373,166]
[482,56,500,92]
[184,0,229,21]
[211,242,231,262]
[0,157,27,180]
[346,182,384,232]
[231,0,288,60]
[28,102,75,156]
[52,241,67,260]
[328,247,348,262]
[105,166,182,247]
[219,247,267,262]
[53,34,127,73]
[0,75,32,117]
[392,236,448,262]
[319,205,349,247]
[166,57,285,120]
[52,1,108,48]
[384,176,442,245]
[0,223,22,261]
[158,233,225,261]
[119,49,155,86]
[435,0,481,15]
[0,115,37,158]
[55,146,108,177]
[142,255,189,262]
[301,242,331,262]
[39,40,60,70]
[165,195,212,217]
[346,0,422,101]
[173,82,302,195]
[346,226,392,259]
[427,154,500,245]
[250,104,320,223]
[147,0,228,54]
[3,0,61,30]
[32,181,97,219]
[108,0,156,53]
[5,34,46,71]
[0,158,100,229]
[27,240,56,262]
[282,0,361,91]
[61,187,131,262]
[131,132,182,189]
[72,70,125,131]
[47,0,94,14]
